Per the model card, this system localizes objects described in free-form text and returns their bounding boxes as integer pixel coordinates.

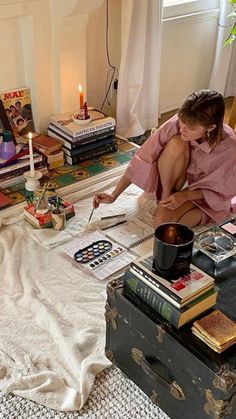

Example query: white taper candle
[28,132,34,177]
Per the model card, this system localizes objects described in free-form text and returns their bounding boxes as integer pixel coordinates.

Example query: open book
[104,218,154,256]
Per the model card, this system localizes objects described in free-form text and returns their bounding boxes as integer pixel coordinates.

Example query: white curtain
[116,0,163,138]
[209,0,234,95]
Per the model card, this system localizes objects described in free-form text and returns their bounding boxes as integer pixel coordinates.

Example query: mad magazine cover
[0,88,35,139]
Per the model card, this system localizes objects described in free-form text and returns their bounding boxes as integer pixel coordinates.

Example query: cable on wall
[100,0,119,112]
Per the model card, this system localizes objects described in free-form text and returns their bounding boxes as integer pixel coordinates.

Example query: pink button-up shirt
[125,114,236,223]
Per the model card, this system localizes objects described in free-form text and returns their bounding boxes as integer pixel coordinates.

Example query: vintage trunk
[105,251,236,419]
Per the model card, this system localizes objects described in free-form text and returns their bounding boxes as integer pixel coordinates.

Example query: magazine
[0,87,36,138]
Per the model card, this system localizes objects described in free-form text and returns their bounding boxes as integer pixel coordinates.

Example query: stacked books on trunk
[47,108,117,165]
[123,252,218,329]
[0,145,48,189]
[192,309,236,353]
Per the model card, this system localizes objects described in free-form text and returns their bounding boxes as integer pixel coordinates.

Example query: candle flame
[28,132,32,140]
[78,84,82,93]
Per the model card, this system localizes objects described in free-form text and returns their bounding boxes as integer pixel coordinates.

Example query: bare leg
[158,135,189,200]
[178,207,202,228]
[154,201,202,228]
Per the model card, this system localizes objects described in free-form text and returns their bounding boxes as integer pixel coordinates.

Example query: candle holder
[24,170,42,192]
[72,115,91,125]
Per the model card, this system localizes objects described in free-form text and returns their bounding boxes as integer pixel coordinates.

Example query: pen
[101,220,127,231]
[101,213,126,220]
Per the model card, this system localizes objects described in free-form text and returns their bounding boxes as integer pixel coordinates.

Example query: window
[163,0,220,20]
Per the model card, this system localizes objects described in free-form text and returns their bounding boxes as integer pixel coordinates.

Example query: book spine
[48,124,116,146]
[0,160,47,180]
[65,143,117,165]
[62,136,115,157]
[0,155,42,175]
[124,270,181,327]
[130,264,181,305]
[0,175,25,189]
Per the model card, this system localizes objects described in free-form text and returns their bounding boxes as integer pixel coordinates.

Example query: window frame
[163,0,220,20]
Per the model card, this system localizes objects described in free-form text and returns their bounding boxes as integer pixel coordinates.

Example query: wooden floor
[158,96,234,127]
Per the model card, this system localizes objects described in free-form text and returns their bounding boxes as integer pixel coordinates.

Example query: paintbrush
[87,206,95,228]
[35,182,49,210]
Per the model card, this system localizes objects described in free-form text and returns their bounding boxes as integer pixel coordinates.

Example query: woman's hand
[93,192,116,209]
[160,191,188,210]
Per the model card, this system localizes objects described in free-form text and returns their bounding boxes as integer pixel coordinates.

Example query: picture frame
[0,99,16,144]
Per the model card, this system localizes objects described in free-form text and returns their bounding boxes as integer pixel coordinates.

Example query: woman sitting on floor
[93,89,236,228]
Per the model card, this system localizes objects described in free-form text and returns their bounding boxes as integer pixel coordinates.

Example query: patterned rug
[0,366,170,419]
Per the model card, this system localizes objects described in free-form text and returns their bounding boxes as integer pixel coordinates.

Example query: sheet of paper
[28,214,88,249]
[104,218,153,249]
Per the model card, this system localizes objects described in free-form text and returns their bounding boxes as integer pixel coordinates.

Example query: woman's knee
[154,205,176,227]
[164,135,189,159]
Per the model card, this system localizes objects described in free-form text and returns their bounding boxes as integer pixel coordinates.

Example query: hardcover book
[0,87,36,138]
[62,135,115,157]
[50,108,115,138]
[124,269,218,329]
[130,252,215,308]
[48,123,116,147]
[192,309,236,353]
[32,134,62,155]
[0,152,43,175]
[0,160,48,189]
[64,142,117,165]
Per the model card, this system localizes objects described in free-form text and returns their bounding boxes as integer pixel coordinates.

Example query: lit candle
[28,132,35,177]
[78,84,84,109]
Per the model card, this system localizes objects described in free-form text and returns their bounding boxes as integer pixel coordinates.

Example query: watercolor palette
[73,240,125,269]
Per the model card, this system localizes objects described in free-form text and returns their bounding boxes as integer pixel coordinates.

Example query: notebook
[104,218,154,256]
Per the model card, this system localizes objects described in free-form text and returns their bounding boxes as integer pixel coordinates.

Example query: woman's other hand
[93,192,116,209]
[160,191,188,210]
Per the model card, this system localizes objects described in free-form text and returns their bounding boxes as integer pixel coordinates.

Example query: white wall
[0,0,104,134]
[160,3,220,112]
[86,0,121,117]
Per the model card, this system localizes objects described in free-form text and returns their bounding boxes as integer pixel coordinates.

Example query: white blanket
[0,183,148,412]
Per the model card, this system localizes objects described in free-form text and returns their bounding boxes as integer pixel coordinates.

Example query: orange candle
[78,84,84,109]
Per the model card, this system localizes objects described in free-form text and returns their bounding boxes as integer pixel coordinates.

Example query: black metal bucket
[153,222,194,280]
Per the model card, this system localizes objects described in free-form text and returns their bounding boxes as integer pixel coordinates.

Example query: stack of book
[47,108,117,165]
[32,134,64,169]
[123,252,219,329]
[0,146,48,189]
[192,309,236,353]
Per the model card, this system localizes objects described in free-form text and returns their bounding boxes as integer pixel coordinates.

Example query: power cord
[100,0,119,112]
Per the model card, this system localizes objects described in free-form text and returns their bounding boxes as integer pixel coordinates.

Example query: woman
[93,90,236,228]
